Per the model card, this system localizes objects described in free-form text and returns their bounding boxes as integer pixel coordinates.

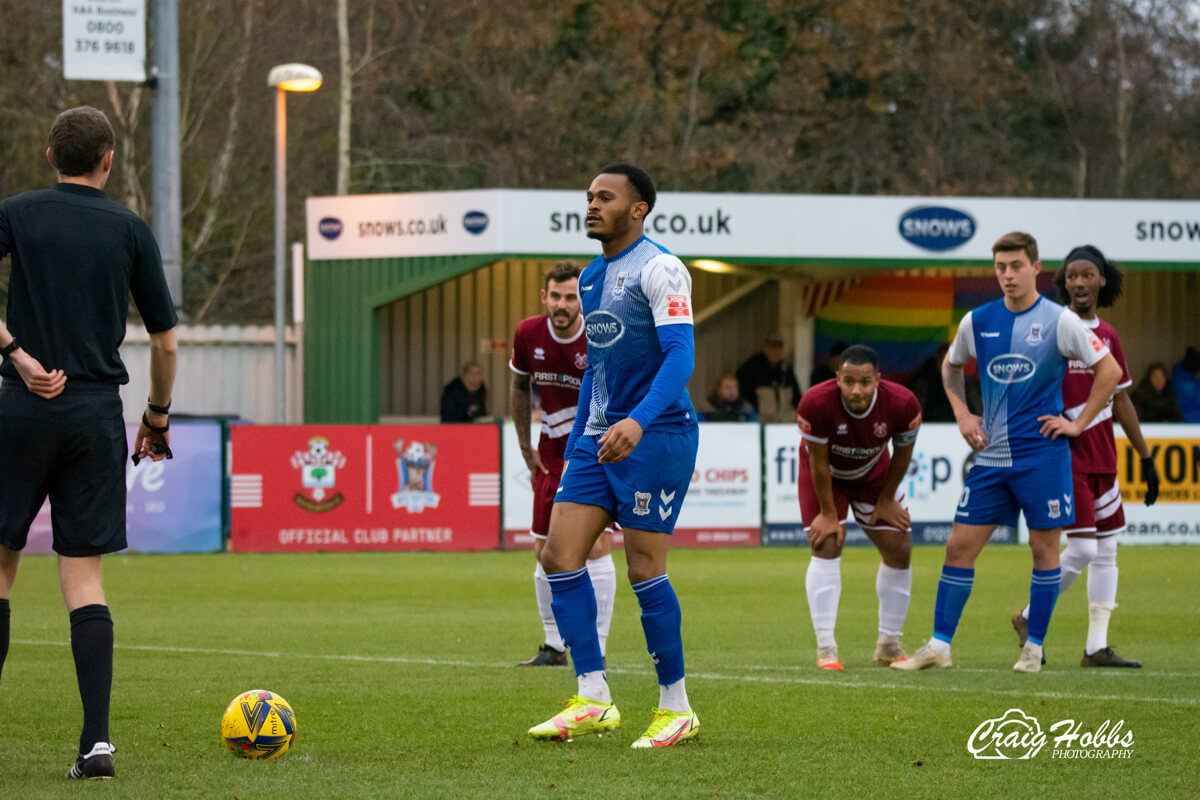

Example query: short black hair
[47,106,114,176]
[598,163,656,213]
[1055,244,1125,308]
[544,260,580,288]
[838,344,879,371]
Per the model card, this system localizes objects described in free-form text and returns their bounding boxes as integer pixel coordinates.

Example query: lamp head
[268,63,322,92]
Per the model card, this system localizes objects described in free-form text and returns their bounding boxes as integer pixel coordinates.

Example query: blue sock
[933,565,974,644]
[632,574,685,686]
[1027,567,1062,646]
[547,567,604,675]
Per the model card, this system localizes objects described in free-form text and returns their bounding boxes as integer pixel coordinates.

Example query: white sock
[587,554,617,657]
[578,670,611,704]
[1087,536,1119,653]
[659,678,690,714]
[533,561,564,652]
[805,556,841,649]
[928,638,951,657]
[1021,536,1095,618]
[876,563,911,639]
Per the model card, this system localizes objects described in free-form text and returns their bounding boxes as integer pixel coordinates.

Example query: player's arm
[942,314,987,450]
[598,257,695,464]
[510,370,547,479]
[872,439,915,531]
[806,440,844,548]
[1040,316,1120,440]
[133,328,177,464]
[1112,389,1159,506]
[0,316,66,399]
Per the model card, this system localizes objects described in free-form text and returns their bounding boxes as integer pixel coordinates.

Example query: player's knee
[810,537,841,559]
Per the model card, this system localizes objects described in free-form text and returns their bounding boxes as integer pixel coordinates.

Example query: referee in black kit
[0,106,177,780]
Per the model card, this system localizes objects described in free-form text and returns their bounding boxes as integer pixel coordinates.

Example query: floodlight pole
[274,86,287,424]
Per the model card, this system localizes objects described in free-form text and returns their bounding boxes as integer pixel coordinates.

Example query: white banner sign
[63,0,146,82]
[676,422,762,533]
[502,421,536,539]
[307,188,1200,264]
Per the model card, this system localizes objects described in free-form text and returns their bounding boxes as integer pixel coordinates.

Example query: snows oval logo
[987,354,1036,384]
[463,210,489,235]
[584,310,625,348]
[899,206,975,251]
[318,217,344,240]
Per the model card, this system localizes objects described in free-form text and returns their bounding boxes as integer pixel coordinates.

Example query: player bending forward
[796,345,922,669]
[1012,245,1157,668]
[893,231,1120,674]
[528,164,700,748]
[510,261,617,667]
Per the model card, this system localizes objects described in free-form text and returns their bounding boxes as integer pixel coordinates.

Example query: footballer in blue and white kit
[894,232,1121,675]
[948,294,1108,529]
[528,165,701,749]
[556,237,699,531]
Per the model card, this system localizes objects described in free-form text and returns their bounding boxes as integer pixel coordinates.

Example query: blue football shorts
[953,451,1074,531]
[556,426,699,534]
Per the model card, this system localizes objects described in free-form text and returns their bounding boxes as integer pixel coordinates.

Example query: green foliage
[1,546,1197,797]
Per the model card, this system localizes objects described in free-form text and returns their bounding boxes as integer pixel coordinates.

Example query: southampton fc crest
[391,439,440,512]
[290,436,347,512]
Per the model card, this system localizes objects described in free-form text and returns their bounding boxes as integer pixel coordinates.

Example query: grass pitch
[1,545,1197,798]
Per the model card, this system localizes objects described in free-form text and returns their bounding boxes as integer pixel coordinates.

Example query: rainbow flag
[814,273,1060,383]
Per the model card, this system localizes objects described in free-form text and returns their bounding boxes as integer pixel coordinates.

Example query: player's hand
[10,350,66,399]
[597,418,643,463]
[523,449,549,486]
[957,414,988,451]
[1038,414,1080,440]
[870,496,911,531]
[133,409,173,465]
[808,513,844,549]
[1141,456,1160,506]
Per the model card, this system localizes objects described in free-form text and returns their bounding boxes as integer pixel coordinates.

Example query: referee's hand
[10,351,66,399]
[134,409,172,464]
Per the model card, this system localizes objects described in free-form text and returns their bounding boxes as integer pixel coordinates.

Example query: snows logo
[986,354,1036,384]
[968,709,1134,760]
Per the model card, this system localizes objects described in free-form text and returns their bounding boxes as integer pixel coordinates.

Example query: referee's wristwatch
[0,339,19,361]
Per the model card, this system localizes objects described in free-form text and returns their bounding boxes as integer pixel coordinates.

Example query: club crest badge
[612,271,628,299]
[632,491,651,516]
[574,350,587,369]
[1047,498,1060,519]
[1026,323,1044,345]
[291,436,346,512]
[391,439,441,512]
[873,421,889,438]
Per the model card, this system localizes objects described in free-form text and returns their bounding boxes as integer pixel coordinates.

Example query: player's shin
[547,567,608,700]
[587,554,617,656]
[69,604,114,754]
[805,556,841,648]
[632,575,689,713]
[533,562,564,651]
[0,597,9,681]
[932,565,974,651]
[876,563,911,642]
[1027,567,1062,646]
[1087,536,1119,653]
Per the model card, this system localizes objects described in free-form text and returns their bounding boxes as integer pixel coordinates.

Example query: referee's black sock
[0,598,10,681]
[69,604,113,754]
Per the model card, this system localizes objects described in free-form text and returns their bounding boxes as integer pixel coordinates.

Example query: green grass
[1,545,1197,798]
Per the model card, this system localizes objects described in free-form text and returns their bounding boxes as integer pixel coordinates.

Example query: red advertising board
[230,425,500,552]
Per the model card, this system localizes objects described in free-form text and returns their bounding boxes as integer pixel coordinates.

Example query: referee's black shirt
[0,183,177,385]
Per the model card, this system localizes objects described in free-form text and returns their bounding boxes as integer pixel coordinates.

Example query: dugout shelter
[303,190,1200,424]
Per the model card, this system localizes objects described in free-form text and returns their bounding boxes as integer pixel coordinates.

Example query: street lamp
[268,63,322,424]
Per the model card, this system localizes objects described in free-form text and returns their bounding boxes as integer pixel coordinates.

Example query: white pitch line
[12,639,1198,707]
[737,663,1197,680]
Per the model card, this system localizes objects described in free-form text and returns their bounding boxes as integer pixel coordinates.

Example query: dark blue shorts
[556,427,699,533]
[953,453,1074,531]
[0,383,127,556]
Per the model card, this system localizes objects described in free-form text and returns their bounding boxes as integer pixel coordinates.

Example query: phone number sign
[63,0,146,82]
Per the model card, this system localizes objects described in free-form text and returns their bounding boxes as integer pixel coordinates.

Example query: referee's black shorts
[0,379,127,556]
